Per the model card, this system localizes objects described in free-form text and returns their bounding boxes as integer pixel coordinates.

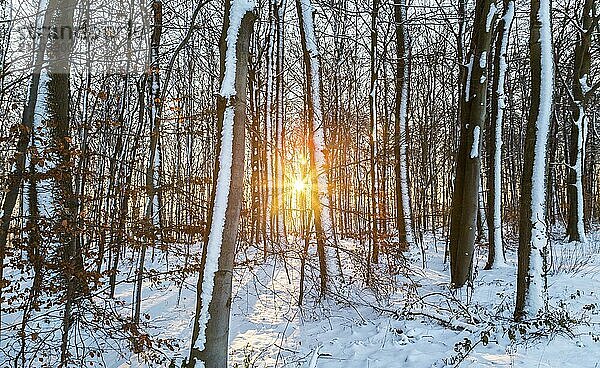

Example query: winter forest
[0,0,599,366]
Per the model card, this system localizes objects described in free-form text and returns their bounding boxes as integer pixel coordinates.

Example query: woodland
[0,0,599,366]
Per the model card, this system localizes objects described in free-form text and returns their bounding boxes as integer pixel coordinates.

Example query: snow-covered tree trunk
[449,0,496,288]
[566,0,595,243]
[486,0,514,269]
[187,1,255,367]
[567,103,586,241]
[296,0,336,294]
[393,0,414,247]
[515,0,553,321]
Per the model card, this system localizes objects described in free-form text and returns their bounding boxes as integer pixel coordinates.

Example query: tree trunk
[393,0,414,248]
[566,0,595,243]
[515,0,553,321]
[296,0,335,295]
[134,0,163,327]
[369,0,379,263]
[0,0,53,324]
[42,0,79,364]
[486,0,514,269]
[275,0,286,239]
[187,2,254,367]
[449,0,496,288]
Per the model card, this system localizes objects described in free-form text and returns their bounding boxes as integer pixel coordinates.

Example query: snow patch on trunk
[470,126,480,159]
[464,55,474,102]
[486,3,497,33]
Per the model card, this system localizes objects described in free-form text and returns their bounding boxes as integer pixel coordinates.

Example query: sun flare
[293,179,306,192]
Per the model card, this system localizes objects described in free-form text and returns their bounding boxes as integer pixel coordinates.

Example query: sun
[293,179,306,192]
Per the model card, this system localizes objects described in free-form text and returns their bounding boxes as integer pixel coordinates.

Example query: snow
[33,68,55,217]
[470,126,480,159]
[498,2,515,98]
[479,52,487,83]
[571,73,589,242]
[486,3,497,33]
[149,58,161,227]
[226,235,600,368]
[464,55,474,101]
[300,0,319,60]
[4,226,600,368]
[90,231,600,368]
[580,74,590,94]
[36,0,50,30]
[219,0,256,98]
[526,0,553,316]
[193,105,235,353]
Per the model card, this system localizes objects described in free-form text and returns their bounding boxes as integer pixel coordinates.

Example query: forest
[0,0,599,366]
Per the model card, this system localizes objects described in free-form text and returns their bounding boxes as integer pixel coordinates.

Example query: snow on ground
[106,230,600,368]
[4,230,598,367]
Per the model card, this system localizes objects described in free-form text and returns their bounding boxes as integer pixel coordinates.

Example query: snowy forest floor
[107,229,600,368]
[5,229,599,367]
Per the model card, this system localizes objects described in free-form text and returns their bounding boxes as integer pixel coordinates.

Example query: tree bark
[296,0,334,295]
[394,0,414,248]
[566,0,595,243]
[187,2,254,366]
[42,0,79,364]
[515,0,553,321]
[134,0,163,327]
[486,0,514,269]
[449,0,496,288]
